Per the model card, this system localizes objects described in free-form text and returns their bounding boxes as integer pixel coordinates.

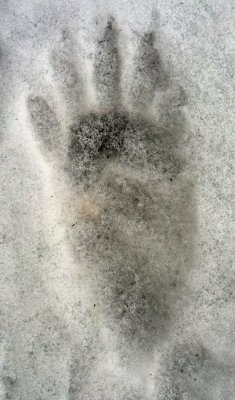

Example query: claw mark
[131,31,169,108]
[94,17,122,107]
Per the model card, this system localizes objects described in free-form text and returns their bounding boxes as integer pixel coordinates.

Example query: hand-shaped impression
[27,18,196,352]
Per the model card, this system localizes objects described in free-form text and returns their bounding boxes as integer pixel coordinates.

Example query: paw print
[27,17,196,352]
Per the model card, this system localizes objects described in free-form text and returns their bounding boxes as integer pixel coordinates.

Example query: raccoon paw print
[27,17,196,354]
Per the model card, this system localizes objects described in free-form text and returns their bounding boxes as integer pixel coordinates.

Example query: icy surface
[0,1,234,399]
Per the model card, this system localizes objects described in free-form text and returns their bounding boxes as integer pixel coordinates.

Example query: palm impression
[27,18,196,351]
